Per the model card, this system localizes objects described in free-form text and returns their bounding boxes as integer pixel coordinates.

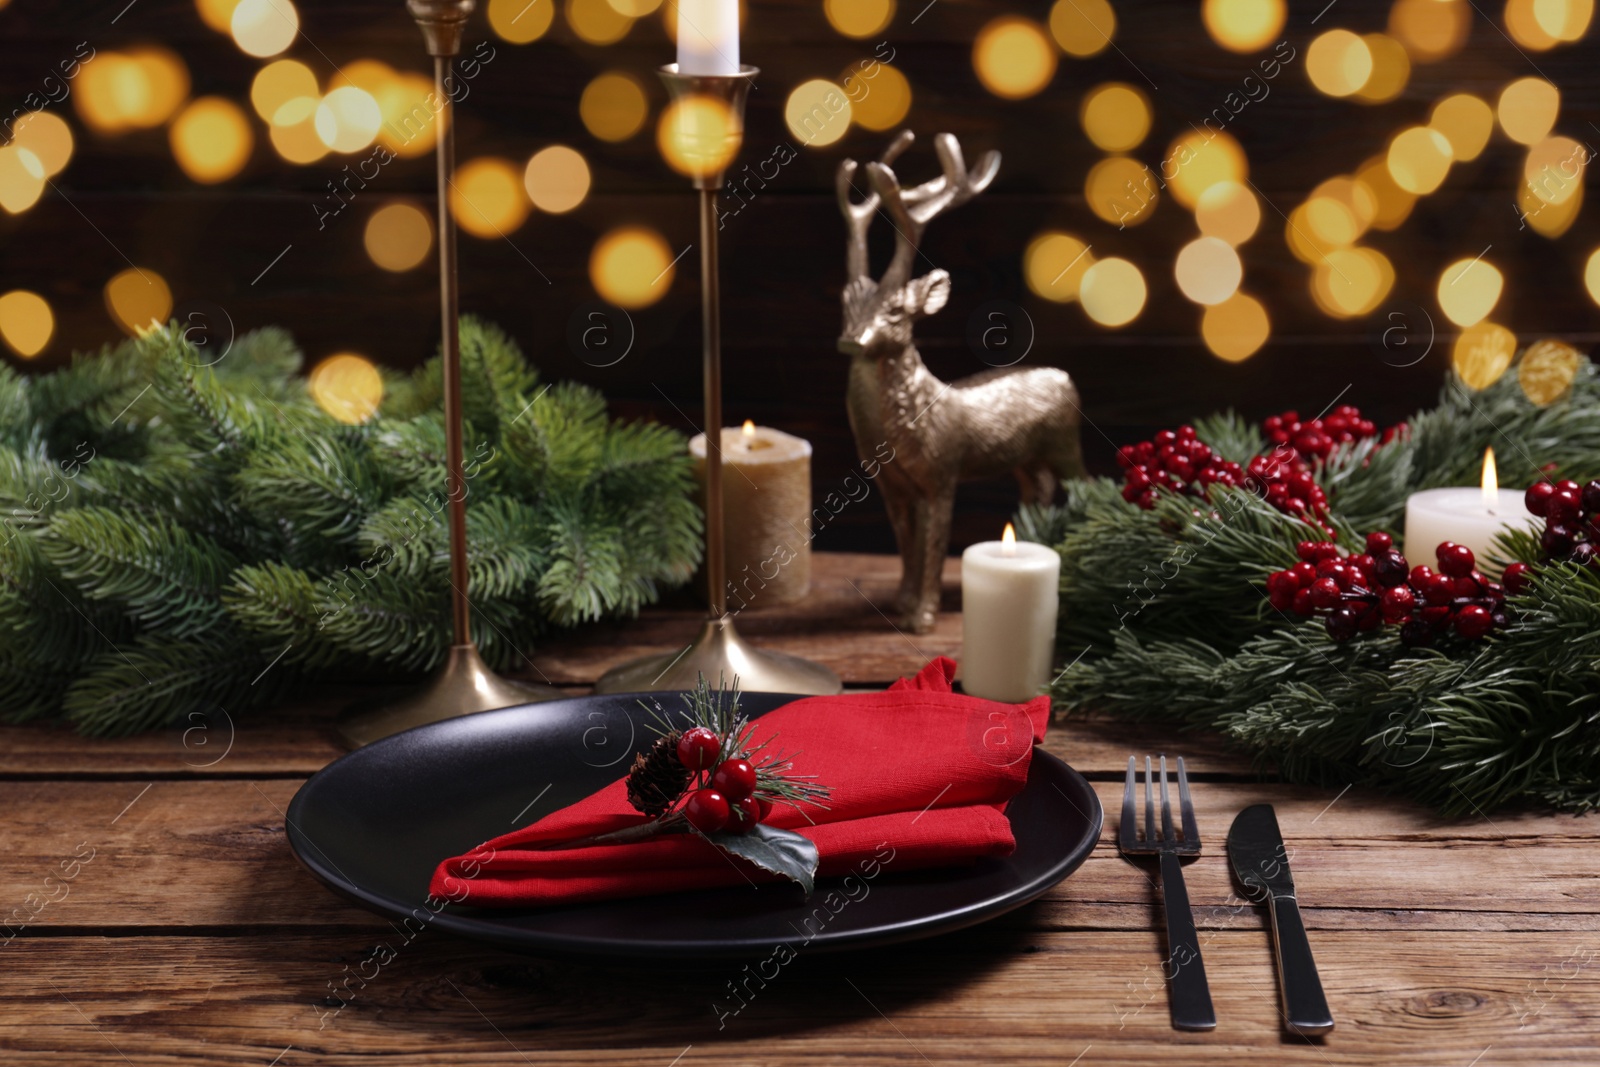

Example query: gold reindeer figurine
[837,131,1086,634]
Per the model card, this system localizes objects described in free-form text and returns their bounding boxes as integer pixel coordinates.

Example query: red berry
[1502,561,1533,595]
[1423,573,1456,606]
[1296,541,1320,562]
[1291,587,1316,616]
[1550,490,1582,524]
[1583,480,1600,514]
[1556,479,1581,495]
[1291,561,1317,586]
[1364,531,1393,555]
[1455,604,1493,639]
[677,727,722,771]
[1380,584,1416,622]
[711,758,757,800]
[684,789,730,832]
[1525,481,1556,517]
[1267,571,1300,597]
[727,795,762,833]
[1409,564,1434,587]
[1437,542,1475,578]
[1309,577,1342,609]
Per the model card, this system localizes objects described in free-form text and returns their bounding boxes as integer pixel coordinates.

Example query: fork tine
[1178,755,1200,845]
[1159,755,1175,843]
[1143,756,1155,845]
[1120,756,1137,847]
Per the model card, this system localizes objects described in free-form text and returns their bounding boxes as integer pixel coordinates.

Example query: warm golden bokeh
[783,80,850,147]
[1497,77,1561,145]
[1429,93,1493,162]
[195,0,243,33]
[1388,0,1471,61]
[1518,339,1583,405]
[75,48,191,133]
[1086,155,1158,226]
[590,226,675,308]
[376,73,443,159]
[10,111,73,179]
[1202,292,1269,362]
[1587,247,1600,306]
[1452,321,1517,390]
[364,202,434,272]
[1023,231,1095,303]
[0,290,53,359]
[1175,236,1242,306]
[451,157,530,238]
[1436,257,1504,328]
[310,353,384,424]
[104,268,173,336]
[1386,126,1453,195]
[973,17,1057,100]
[1165,130,1247,210]
[1201,0,1285,53]
[1079,257,1146,327]
[1524,134,1586,205]
[250,58,318,123]
[1535,0,1594,40]
[1312,247,1393,318]
[524,145,591,213]
[581,72,650,142]
[231,0,299,58]
[1354,33,1409,103]
[315,86,383,154]
[1080,83,1151,153]
[269,110,329,164]
[1506,0,1560,47]
[825,0,894,38]
[568,0,635,44]
[1355,155,1417,231]
[1307,29,1373,97]
[0,147,45,215]
[170,97,253,183]
[1518,174,1583,237]
[488,0,556,43]
[1048,0,1116,57]
[1195,180,1260,246]
[847,62,911,132]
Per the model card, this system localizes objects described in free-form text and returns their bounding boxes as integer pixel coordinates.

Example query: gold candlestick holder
[594,65,841,697]
[338,0,560,748]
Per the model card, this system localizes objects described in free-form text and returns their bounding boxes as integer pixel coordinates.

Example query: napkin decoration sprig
[546,677,831,895]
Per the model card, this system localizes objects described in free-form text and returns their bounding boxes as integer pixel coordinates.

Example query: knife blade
[1227,803,1334,1036]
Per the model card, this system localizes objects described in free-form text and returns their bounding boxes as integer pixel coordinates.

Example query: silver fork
[1118,755,1216,1031]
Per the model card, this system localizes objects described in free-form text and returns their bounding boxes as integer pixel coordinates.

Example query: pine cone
[626,731,690,817]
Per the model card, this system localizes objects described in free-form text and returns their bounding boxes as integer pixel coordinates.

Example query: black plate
[286,692,1102,958]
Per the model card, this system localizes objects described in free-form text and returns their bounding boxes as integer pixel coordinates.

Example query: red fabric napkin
[430,657,1050,907]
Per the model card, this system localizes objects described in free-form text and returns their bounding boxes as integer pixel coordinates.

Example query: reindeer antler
[867,133,1001,293]
[837,130,915,284]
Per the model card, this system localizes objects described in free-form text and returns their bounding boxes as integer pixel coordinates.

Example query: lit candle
[676,0,740,76]
[960,524,1061,704]
[689,421,812,609]
[1403,448,1538,575]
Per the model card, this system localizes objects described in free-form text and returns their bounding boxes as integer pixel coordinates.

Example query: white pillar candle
[677,0,740,76]
[689,421,812,608]
[960,524,1061,704]
[1403,448,1537,575]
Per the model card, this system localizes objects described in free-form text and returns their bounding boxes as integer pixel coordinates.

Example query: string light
[1436,257,1504,327]
[230,0,299,58]
[451,157,529,238]
[1202,292,1269,361]
[845,62,911,132]
[104,268,173,336]
[364,202,433,272]
[1195,181,1260,245]
[1306,30,1372,97]
[488,0,556,42]
[1202,0,1285,53]
[824,0,893,38]
[784,80,850,147]
[1497,77,1561,145]
[1452,321,1517,390]
[1429,93,1493,162]
[11,112,73,178]
[523,145,591,213]
[1085,156,1158,226]
[973,17,1057,100]
[581,72,649,142]
[170,97,253,183]
[0,290,53,359]
[0,147,45,214]
[1048,0,1115,57]
[1175,237,1242,306]
[1079,258,1146,327]
[590,226,675,308]
[309,353,383,424]
[1080,83,1151,152]
[1023,231,1094,303]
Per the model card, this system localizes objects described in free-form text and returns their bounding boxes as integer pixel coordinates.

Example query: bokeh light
[1518,175,1582,237]
[310,353,383,424]
[75,48,190,133]
[1354,33,1409,103]
[0,147,45,214]
[1524,134,1586,204]
[1429,93,1493,162]
[1506,0,1558,48]
[1048,0,1115,57]
[1452,321,1516,390]
[846,62,911,132]
[1312,247,1393,317]
[250,58,318,123]
[825,0,893,38]
[315,86,383,153]
[104,268,173,336]
[1534,0,1593,41]
[1175,236,1242,306]
[1023,231,1094,303]
[364,202,433,272]
[1079,257,1146,327]
[581,72,649,142]
[195,0,243,33]
[451,157,529,238]
[1386,126,1453,194]
[10,112,73,178]
[170,97,253,183]
[783,80,850,147]
[0,291,53,359]
[1086,156,1158,226]
[488,0,556,43]
[269,109,329,164]
[1497,77,1561,145]
[1436,257,1504,327]
[609,0,665,15]
[1388,0,1471,61]
[1306,30,1373,97]
[1080,83,1151,152]
[590,226,675,309]
[568,0,635,44]
[1586,248,1600,306]
[662,94,744,177]
[375,72,442,159]
[973,17,1057,100]
[1518,339,1583,405]
[231,0,299,58]
[1165,130,1247,210]
[1202,0,1286,53]
[1195,180,1260,245]
[1202,292,1269,362]
[524,144,591,213]
[1355,154,1416,230]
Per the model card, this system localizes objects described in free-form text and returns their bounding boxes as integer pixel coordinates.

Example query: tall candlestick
[961,524,1061,704]
[1403,447,1536,575]
[677,0,739,76]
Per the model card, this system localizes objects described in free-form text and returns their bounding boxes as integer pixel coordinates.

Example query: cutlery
[1118,755,1216,1031]
[1227,802,1334,1037]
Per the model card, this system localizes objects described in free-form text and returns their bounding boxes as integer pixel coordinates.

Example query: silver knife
[1226,803,1334,1036]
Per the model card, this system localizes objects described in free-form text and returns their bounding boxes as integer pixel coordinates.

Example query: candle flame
[1002,522,1016,557]
[1481,446,1498,513]
[741,419,755,449]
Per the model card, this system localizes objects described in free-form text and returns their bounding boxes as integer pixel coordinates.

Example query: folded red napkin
[430,657,1050,907]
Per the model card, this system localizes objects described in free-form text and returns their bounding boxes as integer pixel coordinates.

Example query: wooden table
[3,553,1596,1065]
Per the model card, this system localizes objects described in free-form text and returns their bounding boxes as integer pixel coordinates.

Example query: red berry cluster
[1524,478,1600,568]
[1246,447,1332,530]
[677,727,770,835]
[1262,406,1379,462]
[1266,532,1509,646]
[1116,426,1244,509]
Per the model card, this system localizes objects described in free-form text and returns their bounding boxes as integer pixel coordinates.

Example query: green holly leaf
[707,824,818,896]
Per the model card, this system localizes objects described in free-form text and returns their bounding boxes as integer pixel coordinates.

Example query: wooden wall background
[1,0,1597,552]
